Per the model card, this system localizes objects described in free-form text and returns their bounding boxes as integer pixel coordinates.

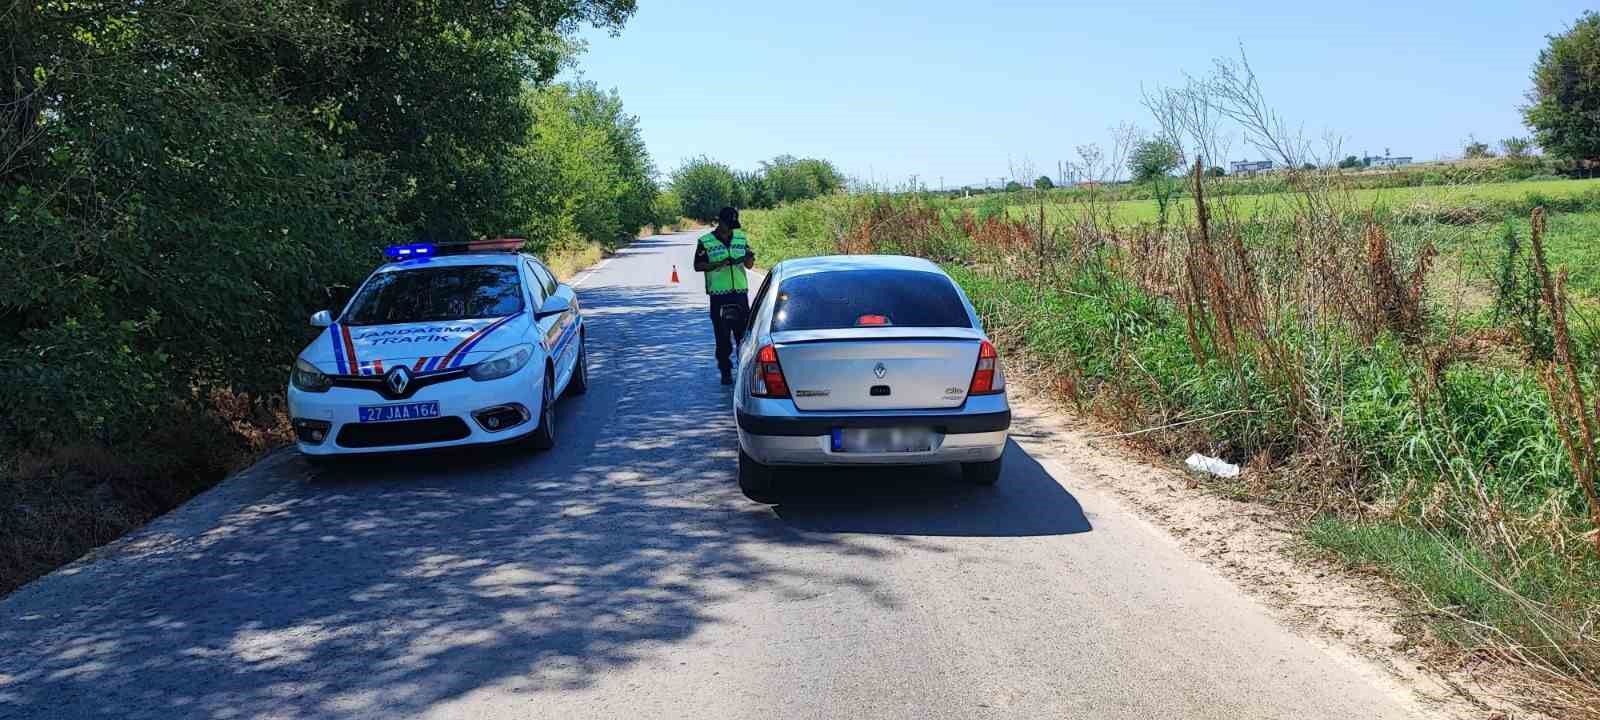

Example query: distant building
[1230,160,1274,175]
[1364,155,1412,168]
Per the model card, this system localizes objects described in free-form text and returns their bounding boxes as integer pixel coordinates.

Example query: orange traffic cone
[670,265,679,283]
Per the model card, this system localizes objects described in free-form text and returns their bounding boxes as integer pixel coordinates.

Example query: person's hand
[743,256,755,269]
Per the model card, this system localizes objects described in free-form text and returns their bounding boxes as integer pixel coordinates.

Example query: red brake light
[855,314,890,326]
[753,344,790,398]
[969,340,1002,395]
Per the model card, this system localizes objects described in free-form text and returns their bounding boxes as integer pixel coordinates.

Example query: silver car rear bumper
[735,393,1010,467]
[739,428,1006,466]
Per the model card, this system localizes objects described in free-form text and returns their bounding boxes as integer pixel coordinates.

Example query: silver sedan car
[733,255,1010,501]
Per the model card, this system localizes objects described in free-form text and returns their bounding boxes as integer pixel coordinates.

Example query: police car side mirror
[534,295,571,320]
[310,310,333,328]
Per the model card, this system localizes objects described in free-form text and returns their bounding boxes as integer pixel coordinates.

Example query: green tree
[761,155,845,205]
[1129,138,1183,227]
[0,0,641,447]
[672,157,739,221]
[1034,175,1055,190]
[792,158,846,195]
[1463,135,1496,159]
[1004,180,1025,192]
[1524,12,1600,161]
[1501,136,1535,159]
[734,170,774,210]
[653,191,684,226]
[1206,166,1227,177]
[1339,155,1363,169]
[509,82,658,249]
[1128,139,1182,183]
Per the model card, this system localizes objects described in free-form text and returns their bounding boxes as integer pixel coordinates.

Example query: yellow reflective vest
[699,231,750,295]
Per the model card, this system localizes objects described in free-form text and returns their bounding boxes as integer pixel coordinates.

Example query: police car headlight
[291,358,332,393]
[469,344,535,382]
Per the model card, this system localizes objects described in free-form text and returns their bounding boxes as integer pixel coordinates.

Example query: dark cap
[717,206,741,229]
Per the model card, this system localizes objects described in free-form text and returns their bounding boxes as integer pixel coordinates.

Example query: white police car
[287,239,587,456]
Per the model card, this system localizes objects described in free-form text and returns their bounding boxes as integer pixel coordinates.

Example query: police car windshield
[342,265,523,326]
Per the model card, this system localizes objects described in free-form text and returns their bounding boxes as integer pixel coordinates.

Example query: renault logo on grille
[386,366,412,395]
[873,362,887,379]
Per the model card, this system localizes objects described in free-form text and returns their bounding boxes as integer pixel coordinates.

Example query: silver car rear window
[771,269,971,331]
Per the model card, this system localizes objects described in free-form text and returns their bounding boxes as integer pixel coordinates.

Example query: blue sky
[573,1,1592,187]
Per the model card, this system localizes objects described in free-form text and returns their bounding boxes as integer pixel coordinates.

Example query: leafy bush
[653,191,685,227]
[761,156,846,205]
[671,157,740,221]
[675,155,845,214]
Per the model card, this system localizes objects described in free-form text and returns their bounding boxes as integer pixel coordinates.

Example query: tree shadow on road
[0,281,1091,720]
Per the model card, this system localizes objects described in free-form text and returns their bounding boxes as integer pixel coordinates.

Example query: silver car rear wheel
[738,449,778,502]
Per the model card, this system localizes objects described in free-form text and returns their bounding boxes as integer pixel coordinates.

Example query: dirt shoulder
[1003,375,1560,720]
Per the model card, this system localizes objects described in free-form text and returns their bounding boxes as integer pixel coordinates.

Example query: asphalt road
[0,231,1426,719]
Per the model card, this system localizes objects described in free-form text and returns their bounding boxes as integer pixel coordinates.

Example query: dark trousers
[709,292,749,372]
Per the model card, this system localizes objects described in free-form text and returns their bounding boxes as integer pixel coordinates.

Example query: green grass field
[753,177,1600,300]
[1462,210,1600,295]
[994,177,1600,226]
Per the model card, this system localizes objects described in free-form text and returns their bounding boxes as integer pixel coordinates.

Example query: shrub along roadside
[742,187,1600,712]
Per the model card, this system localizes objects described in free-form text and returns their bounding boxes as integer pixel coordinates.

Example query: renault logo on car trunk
[386,366,412,395]
[873,362,887,379]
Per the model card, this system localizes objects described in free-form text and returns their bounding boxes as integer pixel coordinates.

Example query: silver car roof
[771,254,946,280]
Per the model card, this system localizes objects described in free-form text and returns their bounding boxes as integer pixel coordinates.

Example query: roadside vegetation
[0,1,664,595]
[743,30,1600,714]
[669,155,846,221]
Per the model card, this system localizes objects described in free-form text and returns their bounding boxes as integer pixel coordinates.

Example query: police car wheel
[567,333,589,396]
[737,449,778,503]
[529,371,556,451]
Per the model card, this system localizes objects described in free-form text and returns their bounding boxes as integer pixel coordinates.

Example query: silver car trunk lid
[772,327,983,411]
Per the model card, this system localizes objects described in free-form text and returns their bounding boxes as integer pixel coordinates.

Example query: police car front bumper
[287,365,544,456]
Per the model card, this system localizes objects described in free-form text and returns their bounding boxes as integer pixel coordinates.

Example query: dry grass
[2,390,288,595]
[1529,207,1600,556]
[543,242,604,281]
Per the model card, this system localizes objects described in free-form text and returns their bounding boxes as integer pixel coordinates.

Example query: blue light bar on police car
[384,243,436,260]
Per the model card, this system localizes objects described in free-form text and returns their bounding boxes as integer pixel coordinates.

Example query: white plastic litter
[1185,453,1241,479]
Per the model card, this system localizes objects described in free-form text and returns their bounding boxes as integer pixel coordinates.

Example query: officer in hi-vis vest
[693,206,756,384]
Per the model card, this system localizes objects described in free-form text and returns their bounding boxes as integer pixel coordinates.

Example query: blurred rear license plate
[832,427,935,453]
[358,401,440,423]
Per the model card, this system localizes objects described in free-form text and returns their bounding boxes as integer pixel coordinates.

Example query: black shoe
[720,370,733,385]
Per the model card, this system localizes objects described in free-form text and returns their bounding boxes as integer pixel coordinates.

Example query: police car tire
[738,449,778,503]
[529,373,556,451]
[567,333,589,396]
